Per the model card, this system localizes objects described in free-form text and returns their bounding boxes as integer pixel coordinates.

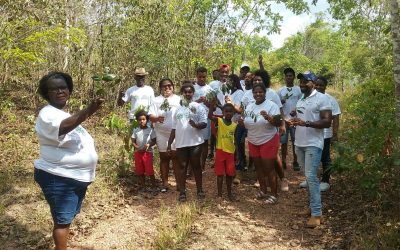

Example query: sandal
[178,192,187,202]
[256,190,268,200]
[265,195,278,204]
[197,190,206,199]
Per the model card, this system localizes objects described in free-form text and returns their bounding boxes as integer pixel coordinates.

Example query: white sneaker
[281,178,289,191]
[320,182,330,192]
[299,180,307,188]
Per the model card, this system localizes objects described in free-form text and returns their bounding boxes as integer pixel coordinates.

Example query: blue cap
[297,71,317,81]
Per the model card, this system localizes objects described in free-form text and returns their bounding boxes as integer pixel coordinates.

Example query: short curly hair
[38,72,73,101]
[253,69,271,88]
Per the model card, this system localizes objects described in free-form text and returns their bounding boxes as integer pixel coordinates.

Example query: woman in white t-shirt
[34,72,103,249]
[238,83,281,204]
[167,82,207,202]
[148,78,181,193]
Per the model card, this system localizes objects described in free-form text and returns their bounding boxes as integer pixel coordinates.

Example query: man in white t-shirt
[277,67,302,171]
[239,63,250,90]
[193,66,214,171]
[315,76,341,192]
[289,71,332,228]
[118,67,155,122]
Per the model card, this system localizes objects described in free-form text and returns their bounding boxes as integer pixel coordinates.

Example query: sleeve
[197,104,207,124]
[270,102,281,116]
[35,108,67,143]
[331,97,341,115]
[148,98,157,116]
[150,129,156,139]
[233,91,244,105]
[122,87,132,103]
[319,95,332,111]
[271,91,283,108]
[131,129,137,139]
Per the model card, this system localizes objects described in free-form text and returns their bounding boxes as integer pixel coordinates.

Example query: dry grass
[153,202,201,250]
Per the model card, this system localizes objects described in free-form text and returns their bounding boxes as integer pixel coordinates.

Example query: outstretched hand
[89,98,104,113]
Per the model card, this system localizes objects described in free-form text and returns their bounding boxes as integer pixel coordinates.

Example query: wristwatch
[305,121,311,127]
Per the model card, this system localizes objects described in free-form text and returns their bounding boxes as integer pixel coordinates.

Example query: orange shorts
[248,134,280,160]
[214,149,236,176]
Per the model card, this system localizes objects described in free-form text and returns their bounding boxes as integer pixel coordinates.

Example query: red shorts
[134,151,154,176]
[214,149,236,176]
[248,134,280,160]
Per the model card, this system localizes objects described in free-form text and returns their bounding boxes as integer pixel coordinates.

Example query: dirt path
[69,157,343,249]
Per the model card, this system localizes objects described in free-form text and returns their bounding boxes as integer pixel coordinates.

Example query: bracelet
[305,121,311,127]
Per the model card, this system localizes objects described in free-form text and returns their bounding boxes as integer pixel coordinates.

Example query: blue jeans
[295,146,323,216]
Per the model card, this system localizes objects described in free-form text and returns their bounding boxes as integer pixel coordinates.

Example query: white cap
[240,63,250,69]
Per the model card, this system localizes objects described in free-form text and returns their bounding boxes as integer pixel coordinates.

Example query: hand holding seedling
[260,110,272,123]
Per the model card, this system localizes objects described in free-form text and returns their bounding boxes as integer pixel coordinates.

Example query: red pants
[134,151,154,176]
[214,149,236,176]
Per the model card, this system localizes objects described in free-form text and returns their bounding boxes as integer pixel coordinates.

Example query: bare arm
[59,98,103,136]
[167,129,176,151]
[117,91,125,106]
[258,55,265,70]
[332,114,340,141]
[290,110,332,128]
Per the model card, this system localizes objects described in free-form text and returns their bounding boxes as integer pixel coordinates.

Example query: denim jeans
[295,146,323,216]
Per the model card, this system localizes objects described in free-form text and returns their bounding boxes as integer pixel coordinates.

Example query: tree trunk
[391,0,400,123]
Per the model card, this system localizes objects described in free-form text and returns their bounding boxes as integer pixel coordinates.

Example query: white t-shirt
[193,84,213,113]
[131,126,156,152]
[122,85,155,119]
[324,93,341,139]
[34,105,98,182]
[230,90,244,122]
[241,89,253,109]
[277,86,302,120]
[294,90,332,149]
[266,88,283,108]
[148,94,181,135]
[209,80,220,90]
[240,80,246,91]
[240,88,282,109]
[172,102,207,148]
[244,99,280,145]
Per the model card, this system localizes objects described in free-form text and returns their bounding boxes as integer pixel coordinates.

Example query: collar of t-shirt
[301,89,317,100]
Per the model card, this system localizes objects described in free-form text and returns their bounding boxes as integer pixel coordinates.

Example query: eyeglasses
[161,84,173,88]
[48,86,69,93]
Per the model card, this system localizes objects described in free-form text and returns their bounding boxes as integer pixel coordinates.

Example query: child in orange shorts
[208,102,237,200]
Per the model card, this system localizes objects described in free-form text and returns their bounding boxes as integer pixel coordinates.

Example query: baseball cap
[297,70,317,81]
[240,63,250,70]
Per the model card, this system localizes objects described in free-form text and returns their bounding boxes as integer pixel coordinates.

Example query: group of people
[33,61,340,249]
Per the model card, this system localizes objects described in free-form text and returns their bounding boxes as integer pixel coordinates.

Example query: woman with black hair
[148,78,181,193]
[34,72,103,250]
[167,82,207,202]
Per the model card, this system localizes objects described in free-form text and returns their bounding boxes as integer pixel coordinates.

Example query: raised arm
[59,98,103,136]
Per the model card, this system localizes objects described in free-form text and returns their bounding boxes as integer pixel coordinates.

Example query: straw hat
[134,67,149,76]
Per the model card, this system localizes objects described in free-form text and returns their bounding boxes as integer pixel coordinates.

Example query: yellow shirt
[216,117,237,154]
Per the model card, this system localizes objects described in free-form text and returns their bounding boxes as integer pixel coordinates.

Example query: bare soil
[68,159,353,250]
